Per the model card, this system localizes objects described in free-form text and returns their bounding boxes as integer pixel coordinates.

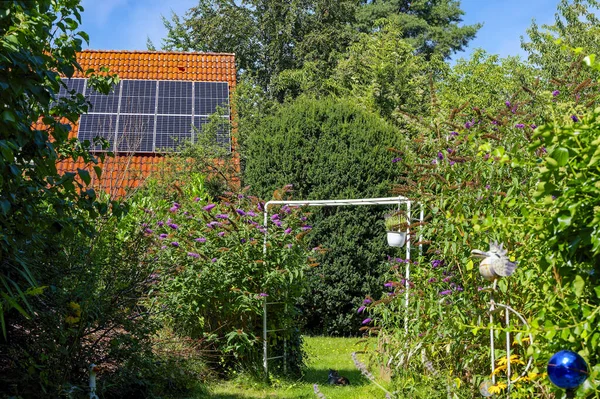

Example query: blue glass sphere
[547,350,589,389]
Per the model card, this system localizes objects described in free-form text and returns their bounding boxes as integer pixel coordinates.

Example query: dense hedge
[243,96,407,335]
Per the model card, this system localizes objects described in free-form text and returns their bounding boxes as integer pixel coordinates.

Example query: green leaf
[551,147,569,167]
[573,275,585,297]
[466,259,473,271]
[93,165,102,179]
[77,168,91,186]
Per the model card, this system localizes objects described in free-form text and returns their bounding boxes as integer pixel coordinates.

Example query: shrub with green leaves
[146,189,310,375]
[243,96,406,335]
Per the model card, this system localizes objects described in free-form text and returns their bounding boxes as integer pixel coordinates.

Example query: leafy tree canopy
[160,0,479,94]
[356,0,481,59]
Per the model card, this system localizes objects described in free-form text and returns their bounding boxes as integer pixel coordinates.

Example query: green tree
[356,0,482,59]
[0,0,118,334]
[161,0,358,95]
[522,0,600,79]
[243,96,406,335]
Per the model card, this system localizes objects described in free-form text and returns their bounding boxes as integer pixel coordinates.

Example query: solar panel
[155,116,194,151]
[57,78,86,99]
[76,78,230,153]
[193,116,231,149]
[87,81,120,113]
[157,81,192,115]
[117,114,155,152]
[120,80,157,114]
[194,82,229,116]
[78,114,117,151]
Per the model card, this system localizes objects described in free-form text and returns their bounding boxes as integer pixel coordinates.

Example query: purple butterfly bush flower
[431,259,444,268]
[437,152,444,160]
[144,228,154,234]
[428,277,437,283]
[238,194,244,199]
[259,293,268,297]
[484,153,490,160]
[157,221,164,227]
[168,223,178,230]
[363,299,372,304]
[384,282,394,288]
[284,228,292,234]
[571,115,579,122]
[392,157,402,163]
[171,241,179,247]
[515,123,525,128]
[246,211,257,217]
[194,197,201,202]
[218,232,225,237]
[203,203,216,211]
[240,238,246,243]
[287,243,293,249]
[505,101,511,107]
[465,120,474,129]
[450,131,459,137]
[431,159,437,165]
[282,205,292,214]
[357,305,366,314]
[362,318,372,325]
[211,258,217,263]
[187,252,200,258]
[271,214,280,221]
[454,286,464,292]
[449,161,456,166]
[159,234,168,239]
[195,237,206,243]
[443,276,452,283]
[300,216,307,221]
[301,225,312,231]
[485,184,491,190]
[236,209,246,216]
[552,90,560,97]
[274,220,283,227]
[439,290,452,296]
[447,148,454,154]
[216,214,229,219]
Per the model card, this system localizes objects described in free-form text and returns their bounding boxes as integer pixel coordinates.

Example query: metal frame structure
[261,196,423,377]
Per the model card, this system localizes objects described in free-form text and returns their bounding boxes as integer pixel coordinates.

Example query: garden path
[201,336,392,399]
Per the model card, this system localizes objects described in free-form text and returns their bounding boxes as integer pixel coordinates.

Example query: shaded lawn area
[201,336,391,399]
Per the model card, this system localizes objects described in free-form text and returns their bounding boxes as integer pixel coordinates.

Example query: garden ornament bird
[471,241,518,281]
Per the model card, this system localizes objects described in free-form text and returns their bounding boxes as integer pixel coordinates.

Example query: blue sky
[79,0,559,61]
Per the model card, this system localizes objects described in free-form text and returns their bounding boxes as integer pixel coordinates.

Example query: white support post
[405,201,411,334]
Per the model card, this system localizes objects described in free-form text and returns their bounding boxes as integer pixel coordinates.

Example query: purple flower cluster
[195,237,206,243]
[203,203,216,211]
[571,114,579,122]
[187,252,200,258]
[168,222,178,230]
[301,225,312,231]
[362,318,372,325]
[236,209,246,216]
[515,123,525,128]
[169,202,180,213]
[552,90,560,97]
[215,214,229,219]
[392,157,402,163]
[357,305,366,314]
[431,259,444,268]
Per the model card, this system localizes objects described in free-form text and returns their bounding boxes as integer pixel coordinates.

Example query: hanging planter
[384,214,407,248]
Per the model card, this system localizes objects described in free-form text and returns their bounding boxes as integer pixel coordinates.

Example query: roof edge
[80,49,236,56]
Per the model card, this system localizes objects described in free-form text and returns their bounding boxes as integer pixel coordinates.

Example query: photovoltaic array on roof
[57,78,230,152]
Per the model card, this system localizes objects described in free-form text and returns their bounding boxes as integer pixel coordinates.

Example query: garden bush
[359,46,600,397]
[137,184,311,376]
[243,96,407,335]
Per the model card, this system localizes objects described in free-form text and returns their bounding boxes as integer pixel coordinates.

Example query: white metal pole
[506,306,511,396]
[405,201,411,334]
[263,203,269,378]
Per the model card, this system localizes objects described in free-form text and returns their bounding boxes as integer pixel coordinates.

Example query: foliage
[160,0,358,96]
[0,0,119,335]
[243,96,406,335]
[359,44,600,397]
[0,200,160,397]
[522,0,600,80]
[141,186,310,375]
[355,0,482,59]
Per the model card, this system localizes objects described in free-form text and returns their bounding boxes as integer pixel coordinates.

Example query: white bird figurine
[471,241,518,281]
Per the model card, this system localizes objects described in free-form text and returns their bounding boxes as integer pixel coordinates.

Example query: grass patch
[199,336,391,399]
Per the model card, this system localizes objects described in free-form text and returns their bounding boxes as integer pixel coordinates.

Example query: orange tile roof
[55,50,237,198]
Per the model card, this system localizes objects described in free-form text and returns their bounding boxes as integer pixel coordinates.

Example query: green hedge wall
[243,96,407,335]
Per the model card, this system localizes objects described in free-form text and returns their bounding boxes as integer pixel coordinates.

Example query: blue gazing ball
[547,350,589,389]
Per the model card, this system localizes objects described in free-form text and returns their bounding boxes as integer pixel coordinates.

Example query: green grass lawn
[197,336,392,399]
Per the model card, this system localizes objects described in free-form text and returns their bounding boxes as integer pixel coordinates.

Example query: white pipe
[263,204,269,378]
[506,306,511,396]
[405,201,411,334]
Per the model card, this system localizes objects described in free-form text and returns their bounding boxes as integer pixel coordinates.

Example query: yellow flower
[488,382,508,394]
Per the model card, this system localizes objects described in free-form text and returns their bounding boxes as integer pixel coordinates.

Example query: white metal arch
[261,196,423,377]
